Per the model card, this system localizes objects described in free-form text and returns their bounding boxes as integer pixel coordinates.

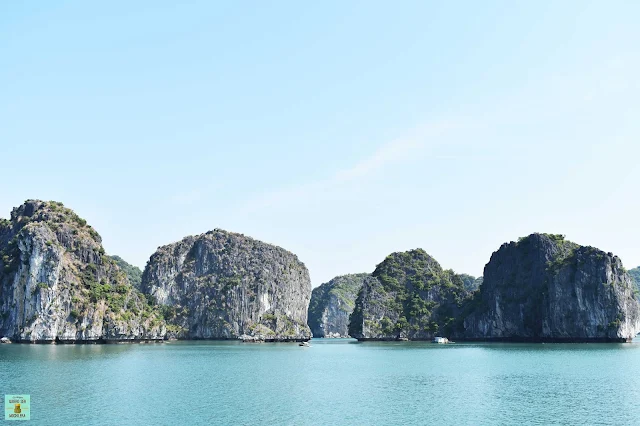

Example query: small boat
[432,336,449,344]
[299,341,310,347]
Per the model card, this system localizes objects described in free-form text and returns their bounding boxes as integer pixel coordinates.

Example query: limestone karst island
[1,200,639,344]
[3,3,639,424]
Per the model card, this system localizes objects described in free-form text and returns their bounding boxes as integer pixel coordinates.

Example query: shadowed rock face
[464,233,640,342]
[348,249,470,341]
[142,229,312,341]
[308,273,368,337]
[0,200,165,342]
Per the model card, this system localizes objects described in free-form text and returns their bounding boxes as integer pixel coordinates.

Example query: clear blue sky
[1,1,638,285]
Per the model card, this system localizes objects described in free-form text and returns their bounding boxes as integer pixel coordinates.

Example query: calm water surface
[2,338,640,425]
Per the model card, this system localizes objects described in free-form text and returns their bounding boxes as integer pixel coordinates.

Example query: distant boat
[299,341,310,347]
[432,336,449,344]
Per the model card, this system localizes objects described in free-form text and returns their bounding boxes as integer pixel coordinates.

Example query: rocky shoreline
[6,338,166,344]
[352,337,636,343]
[1,200,639,345]
[1,333,313,344]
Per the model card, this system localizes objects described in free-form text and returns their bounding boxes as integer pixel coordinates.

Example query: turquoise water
[2,339,640,425]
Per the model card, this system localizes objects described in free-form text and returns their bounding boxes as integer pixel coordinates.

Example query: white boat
[432,336,449,344]
[299,341,310,347]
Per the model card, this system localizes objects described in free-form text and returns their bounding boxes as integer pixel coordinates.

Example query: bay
[1,339,640,425]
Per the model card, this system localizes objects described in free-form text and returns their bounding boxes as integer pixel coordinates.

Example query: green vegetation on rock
[629,267,640,300]
[349,249,471,340]
[110,255,143,291]
[0,200,166,342]
[458,274,483,292]
[630,267,640,288]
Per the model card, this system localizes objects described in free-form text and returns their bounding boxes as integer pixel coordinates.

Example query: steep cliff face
[0,200,165,342]
[348,249,470,340]
[308,273,368,337]
[142,230,312,341]
[464,233,640,342]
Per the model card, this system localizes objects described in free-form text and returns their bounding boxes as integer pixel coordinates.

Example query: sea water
[1,339,640,425]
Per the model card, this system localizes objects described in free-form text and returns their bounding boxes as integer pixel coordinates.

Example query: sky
[1,1,639,286]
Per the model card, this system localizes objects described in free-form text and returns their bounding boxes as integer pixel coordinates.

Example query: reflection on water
[0,342,135,362]
[1,339,640,425]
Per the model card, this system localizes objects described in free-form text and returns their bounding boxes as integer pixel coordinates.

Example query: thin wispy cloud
[332,121,457,182]
[237,49,640,218]
[332,138,422,182]
[239,120,458,213]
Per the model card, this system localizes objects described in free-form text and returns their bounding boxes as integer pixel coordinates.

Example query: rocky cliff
[308,273,368,337]
[348,249,470,340]
[141,229,312,341]
[463,233,640,342]
[0,200,165,342]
